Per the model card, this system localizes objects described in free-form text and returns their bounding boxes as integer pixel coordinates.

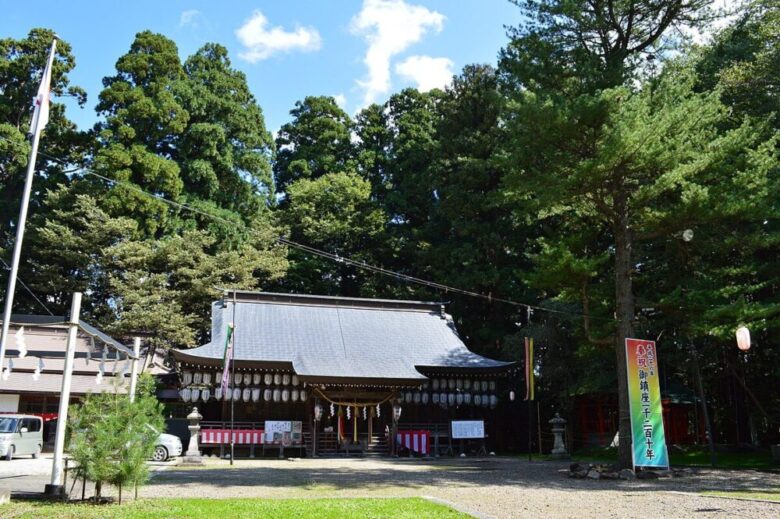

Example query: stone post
[549,412,569,459]
[182,407,203,465]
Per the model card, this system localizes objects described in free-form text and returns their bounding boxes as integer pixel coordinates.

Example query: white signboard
[451,420,485,439]
[265,420,303,445]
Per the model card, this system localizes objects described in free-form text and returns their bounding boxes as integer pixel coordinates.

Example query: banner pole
[230,291,236,465]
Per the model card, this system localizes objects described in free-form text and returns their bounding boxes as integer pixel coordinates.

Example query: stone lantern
[549,412,569,459]
[182,406,204,465]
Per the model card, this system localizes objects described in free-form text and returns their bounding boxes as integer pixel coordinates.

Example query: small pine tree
[68,373,164,502]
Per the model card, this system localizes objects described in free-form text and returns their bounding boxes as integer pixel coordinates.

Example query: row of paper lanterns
[426,379,496,392]
[180,371,299,387]
[399,392,499,408]
[179,386,308,404]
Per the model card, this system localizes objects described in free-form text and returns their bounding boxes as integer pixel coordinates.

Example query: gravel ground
[2,455,778,518]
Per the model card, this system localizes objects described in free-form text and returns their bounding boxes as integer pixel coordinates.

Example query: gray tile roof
[173,292,514,382]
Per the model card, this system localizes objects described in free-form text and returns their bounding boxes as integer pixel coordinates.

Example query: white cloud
[236,10,322,63]
[179,10,202,28]
[395,55,453,92]
[350,0,445,106]
[333,93,347,108]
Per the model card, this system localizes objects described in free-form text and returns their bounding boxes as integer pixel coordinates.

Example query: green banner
[625,338,669,469]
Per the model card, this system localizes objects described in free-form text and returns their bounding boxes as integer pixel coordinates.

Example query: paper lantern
[736,326,751,351]
[481,381,489,392]
[439,378,447,390]
[414,392,421,404]
[203,372,212,385]
[482,394,489,407]
[509,391,515,402]
[264,373,273,385]
[232,388,241,401]
[464,393,472,405]
[448,393,455,406]
[440,393,448,407]
[291,389,299,402]
[398,393,404,403]
[274,373,282,385]
[299,390,307,402]
[490,395,498,408]
[201,389,210,402]
[282,374,291,385]
[474,394,482,406]
[234,373,242,385]
[489,380,496,391]
[180,388,190,402]
[432,393,440,404]
[422,381,429,390]
[405,391,413,403]
[464,379,472,390]
[243,373,251,386]
[253,373,261,385]
[422,392,429,404]
[242,388,251,402]
[193,372,203,384]
[273,389,281,402]
[456,379,463,390]
[215,387,223,401]
[456,393,463,405]
[432,379,440,390]
[264,389,272,401]
[250,388,259,402]
[448,379,456,390]
[282,389,290,402]
[182,371,193,385]
[292,375,299,386]
[191,389,200,402]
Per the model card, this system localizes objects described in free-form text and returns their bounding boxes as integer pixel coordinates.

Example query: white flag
[29,39,57,136]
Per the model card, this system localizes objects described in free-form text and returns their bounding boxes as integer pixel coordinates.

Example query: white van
[0,414,43,460]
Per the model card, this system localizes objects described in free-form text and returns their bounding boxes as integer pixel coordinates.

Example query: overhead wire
[1,135,616,322]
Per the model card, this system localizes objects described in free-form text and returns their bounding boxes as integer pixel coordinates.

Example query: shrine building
[172,291,518,457]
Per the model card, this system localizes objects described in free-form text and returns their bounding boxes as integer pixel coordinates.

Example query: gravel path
[142,457,779,518]
[2,455,778,518]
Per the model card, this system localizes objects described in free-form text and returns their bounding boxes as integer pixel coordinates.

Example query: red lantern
[736,326,751,352]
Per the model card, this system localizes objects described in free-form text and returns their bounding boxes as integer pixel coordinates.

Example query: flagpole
[0,39,57,374]
[230,291,236,466]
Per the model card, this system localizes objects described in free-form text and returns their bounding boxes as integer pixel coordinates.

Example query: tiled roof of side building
[173,291,515,383]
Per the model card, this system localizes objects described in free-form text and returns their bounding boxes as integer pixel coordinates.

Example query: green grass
[571,445,776,470]
[0,497,468,519]
[702,490,780,502]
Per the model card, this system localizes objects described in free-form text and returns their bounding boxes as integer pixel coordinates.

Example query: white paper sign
[451,420,485,439]
[265,420,303,445]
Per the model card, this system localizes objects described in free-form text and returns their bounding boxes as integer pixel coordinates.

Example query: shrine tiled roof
[172,291,514,384]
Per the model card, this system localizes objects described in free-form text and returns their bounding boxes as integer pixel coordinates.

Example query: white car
[152,432,183,462]
[0,414,43,460]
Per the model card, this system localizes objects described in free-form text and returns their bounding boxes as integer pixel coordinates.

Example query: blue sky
[0,0,523,133]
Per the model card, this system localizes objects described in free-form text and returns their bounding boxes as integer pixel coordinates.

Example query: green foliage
[274,96,355,193]
[68,373,164,501]
[0,28,87,254]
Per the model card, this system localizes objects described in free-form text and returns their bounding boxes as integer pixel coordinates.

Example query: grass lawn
[702,490,780,502]
[0,497,467,519]
[571,445,776,470]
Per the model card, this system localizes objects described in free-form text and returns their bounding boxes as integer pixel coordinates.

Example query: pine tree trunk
[614,197,634,469]
[95,481,102,503]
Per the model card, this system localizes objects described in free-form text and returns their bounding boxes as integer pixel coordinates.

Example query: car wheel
[152,445,168,462]
[32,444,42,459]
[4,446,14,461]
